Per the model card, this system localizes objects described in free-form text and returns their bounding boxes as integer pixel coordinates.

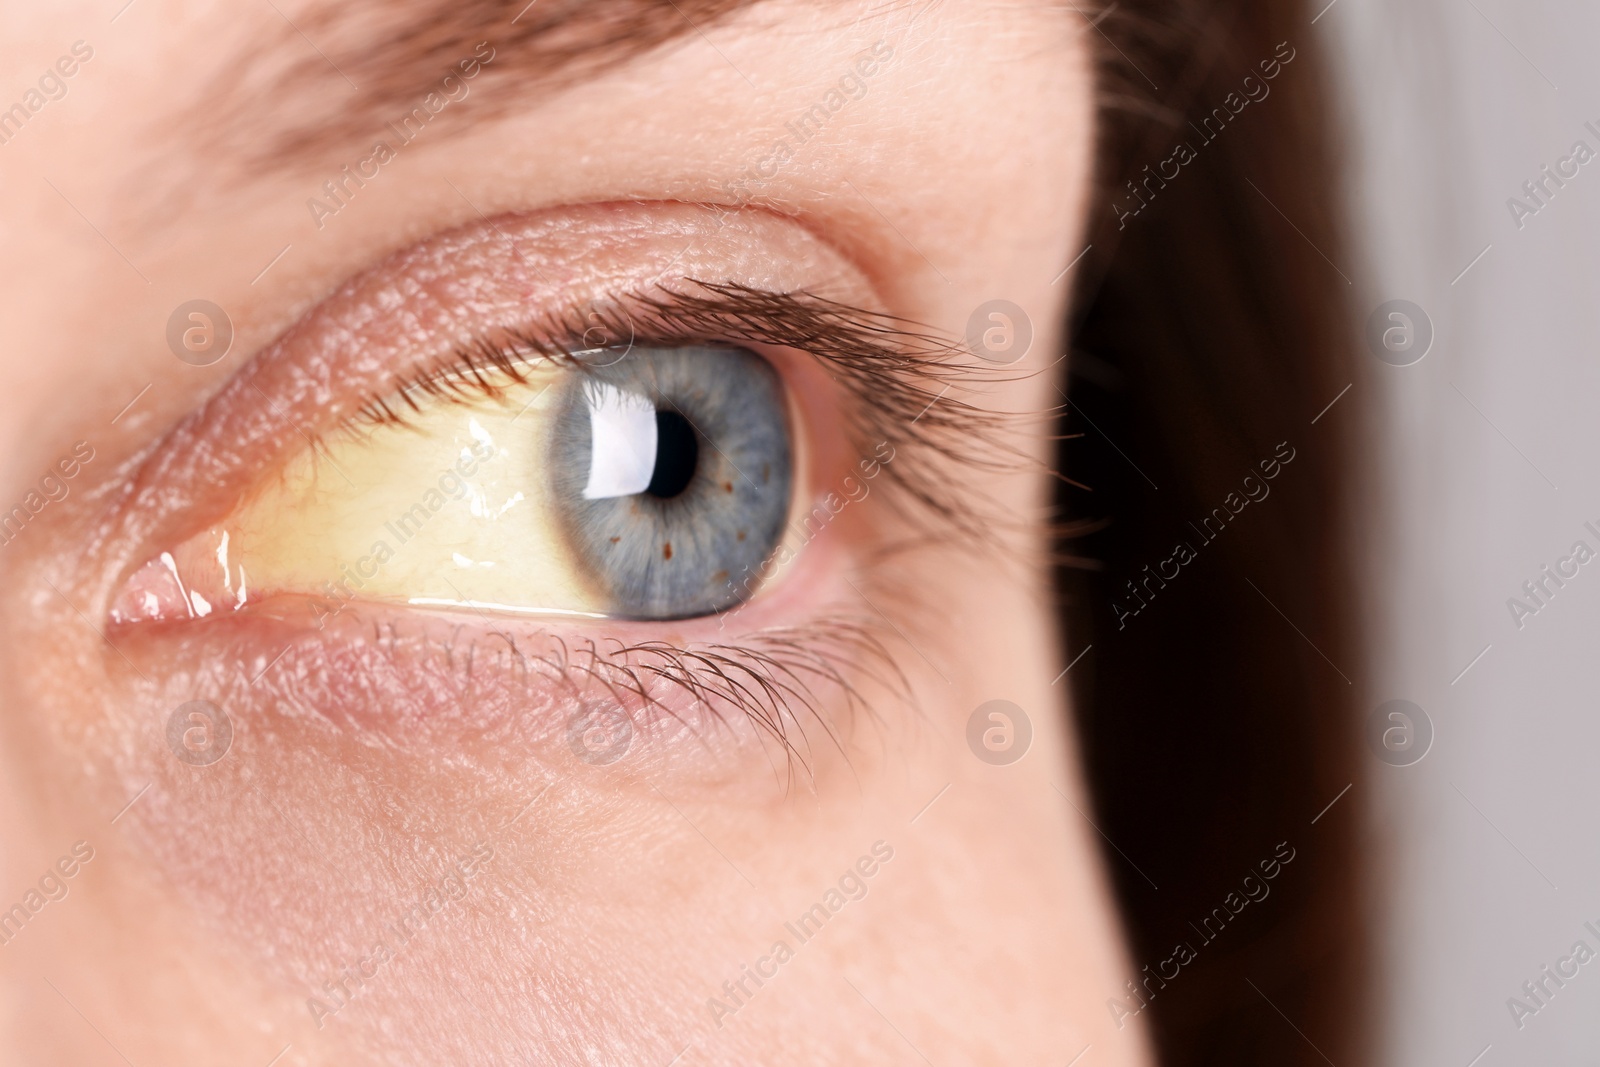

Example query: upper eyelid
[93,209,1022,601]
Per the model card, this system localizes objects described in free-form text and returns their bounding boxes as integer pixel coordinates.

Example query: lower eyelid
[108,596,893,790]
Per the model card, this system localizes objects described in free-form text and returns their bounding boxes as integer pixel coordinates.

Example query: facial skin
[0,2,1151,1065]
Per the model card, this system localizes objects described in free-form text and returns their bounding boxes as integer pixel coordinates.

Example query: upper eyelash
[342,280,1036,545]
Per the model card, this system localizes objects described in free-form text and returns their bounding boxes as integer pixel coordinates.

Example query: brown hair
[1060,2,1366,1064]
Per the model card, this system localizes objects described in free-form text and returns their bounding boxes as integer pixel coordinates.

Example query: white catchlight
[581,382,658,500]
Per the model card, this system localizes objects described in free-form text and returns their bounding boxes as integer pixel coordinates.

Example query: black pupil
[646,409,698,498]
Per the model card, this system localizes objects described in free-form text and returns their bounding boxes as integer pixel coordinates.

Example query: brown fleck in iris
[662,542,673,560]
[722,480,733,493]
[736,530,746,541]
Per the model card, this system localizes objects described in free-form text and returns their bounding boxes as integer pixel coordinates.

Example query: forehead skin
[0,2,1143,1065]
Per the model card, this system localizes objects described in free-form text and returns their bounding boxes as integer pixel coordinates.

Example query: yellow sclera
[225,368,609,617]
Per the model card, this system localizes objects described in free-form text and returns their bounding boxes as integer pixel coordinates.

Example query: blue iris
[549,346,793,619]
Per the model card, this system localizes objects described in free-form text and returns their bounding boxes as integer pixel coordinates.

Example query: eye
[553,345,793,619]
[91,208,1009,807]
[109,343,797,625]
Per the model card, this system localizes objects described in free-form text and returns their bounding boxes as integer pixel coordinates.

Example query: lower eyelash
[489,616,906,783]
[117,598,907,783]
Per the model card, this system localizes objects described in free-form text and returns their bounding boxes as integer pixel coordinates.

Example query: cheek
[86,625,819,1059]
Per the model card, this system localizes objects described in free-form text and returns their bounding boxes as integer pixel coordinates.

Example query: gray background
[1328,0,1600,1062]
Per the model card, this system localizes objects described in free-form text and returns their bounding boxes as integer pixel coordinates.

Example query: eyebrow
[198,0,768,173]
